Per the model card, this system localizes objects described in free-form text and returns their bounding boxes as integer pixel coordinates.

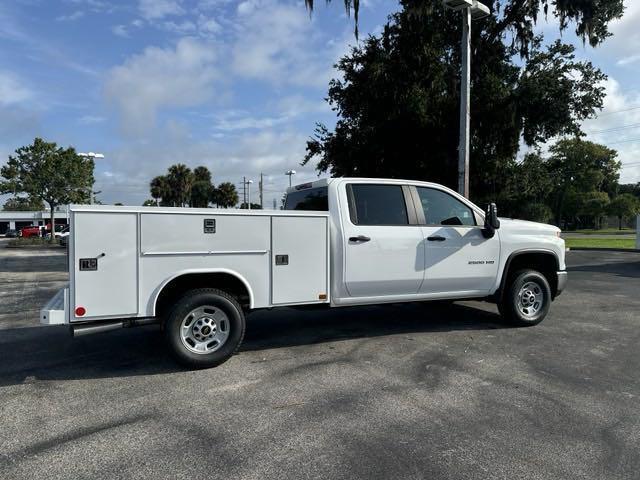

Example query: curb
[567,247,640,253]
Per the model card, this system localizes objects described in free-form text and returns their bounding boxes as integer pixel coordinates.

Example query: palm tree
[150,175,169,206]
[190,166,214,208]
[167,164,194,207]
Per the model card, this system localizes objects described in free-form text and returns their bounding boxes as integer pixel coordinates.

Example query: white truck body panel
[64,207,330,323]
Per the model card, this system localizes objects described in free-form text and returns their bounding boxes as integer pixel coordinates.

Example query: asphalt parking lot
[1,240,639,480]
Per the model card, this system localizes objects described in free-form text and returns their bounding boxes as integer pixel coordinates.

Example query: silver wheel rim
[180,305,230,354]
[517,281,544,318]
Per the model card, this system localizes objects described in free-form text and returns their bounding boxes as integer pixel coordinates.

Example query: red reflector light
[75,306,86,317]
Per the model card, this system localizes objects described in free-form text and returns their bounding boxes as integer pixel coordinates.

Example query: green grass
[563,228,636,235]
[565,237,637,249]
[8,237,59,247]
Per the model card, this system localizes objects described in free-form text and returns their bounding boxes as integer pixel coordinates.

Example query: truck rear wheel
[164,288,245,368]
[499,269,551,327]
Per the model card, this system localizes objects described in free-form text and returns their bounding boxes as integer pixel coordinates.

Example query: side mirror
[482,203,500,238]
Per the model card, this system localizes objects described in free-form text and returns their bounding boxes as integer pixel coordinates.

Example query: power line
[606,137,640,146]
[586,122,640,134]
[596,105,640,117]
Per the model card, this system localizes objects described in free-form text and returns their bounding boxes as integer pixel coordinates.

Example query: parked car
[41,178,567,368]
[20,225,43,238]
[4,229,18,238]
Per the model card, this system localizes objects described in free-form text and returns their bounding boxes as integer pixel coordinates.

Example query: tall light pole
[78,152,105,205]
[285,169,296,187]
[442,0,490,198]
[243,179,254,210]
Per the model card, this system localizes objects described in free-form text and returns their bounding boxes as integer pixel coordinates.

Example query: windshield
[284,187,328,211]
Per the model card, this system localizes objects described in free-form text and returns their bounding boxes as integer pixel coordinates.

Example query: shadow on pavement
[0,302,504,386]
[0,255,68,273]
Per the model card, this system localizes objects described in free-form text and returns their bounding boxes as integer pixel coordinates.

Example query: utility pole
[442,0,491,198]
[246,180,253,210]
[285,170,296,187]
[242,176,246,207]
[458,7,471,198]
[259,173,264,208]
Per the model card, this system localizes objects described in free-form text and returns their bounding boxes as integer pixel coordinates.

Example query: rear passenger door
[342,183,425,297]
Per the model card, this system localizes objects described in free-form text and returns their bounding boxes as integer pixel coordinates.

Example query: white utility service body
[41,178,567,367]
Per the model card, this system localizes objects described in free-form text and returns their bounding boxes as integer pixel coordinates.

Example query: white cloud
[0,71,33,105]
[97,125,319,205]
[56,10,85,21]
[138,0,184,20]
[230,0,350,87]
[112,24,129,37]
[105,38,218,134]
[582,78,640,183]
[78,115,106,124]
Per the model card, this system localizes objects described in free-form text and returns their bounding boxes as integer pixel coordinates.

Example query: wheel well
[500,252,559,300]
[155,273,251,318]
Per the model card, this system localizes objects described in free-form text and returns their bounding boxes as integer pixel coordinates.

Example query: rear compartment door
[271,216,328,305]
[73,212,138,319]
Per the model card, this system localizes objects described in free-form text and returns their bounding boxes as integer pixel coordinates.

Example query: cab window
[416,187,475,226]
[349,184,408,225]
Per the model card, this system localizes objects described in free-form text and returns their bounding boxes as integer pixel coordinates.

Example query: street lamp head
[442,0,472,11]
[470,0,490,19]
[286,170,296,175]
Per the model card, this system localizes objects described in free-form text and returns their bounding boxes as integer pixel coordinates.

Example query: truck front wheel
[499,270,551,327]
[164,288,245,368]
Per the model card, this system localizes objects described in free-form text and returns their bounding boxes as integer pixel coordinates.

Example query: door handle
[349,235,371,242]
[427,235,446,242]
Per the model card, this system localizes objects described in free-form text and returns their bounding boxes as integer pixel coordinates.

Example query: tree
[0,138,94,242]
[303,1,619,204]
[114,202,124,206]
[608,194,639,230]
[166,164,193,207]
[190,166,214,208]
[150,176,170,206]
[547,139,620,227]
[213,182,239,208]
[3,196,45,211]
[239,202,262,210]
[619,183,640,199]
[305,0,624,44]
[578,191,610,229]
[142,199,157,207]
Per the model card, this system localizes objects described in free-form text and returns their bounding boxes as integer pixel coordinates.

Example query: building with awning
[0,207,69,234]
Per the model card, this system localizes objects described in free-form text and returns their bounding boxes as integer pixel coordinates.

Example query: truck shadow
[0,302,505,386]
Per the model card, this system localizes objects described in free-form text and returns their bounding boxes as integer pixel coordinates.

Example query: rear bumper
[555,271,567,297]
[40,288,68,325]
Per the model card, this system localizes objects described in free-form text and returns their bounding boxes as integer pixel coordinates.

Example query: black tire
[164,288,245,368]
[499,269,551,327]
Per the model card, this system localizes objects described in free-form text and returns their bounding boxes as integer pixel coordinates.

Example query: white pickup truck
[41,177,566,368]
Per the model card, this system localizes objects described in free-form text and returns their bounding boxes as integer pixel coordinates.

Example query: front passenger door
[414,186,500,295]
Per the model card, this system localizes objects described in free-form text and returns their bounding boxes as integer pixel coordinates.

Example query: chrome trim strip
[142,250,269,256]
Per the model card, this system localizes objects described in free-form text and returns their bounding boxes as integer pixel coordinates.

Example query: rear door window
[349,184,409,225]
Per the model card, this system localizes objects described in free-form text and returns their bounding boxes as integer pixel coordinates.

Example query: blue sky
[1,0,639,207]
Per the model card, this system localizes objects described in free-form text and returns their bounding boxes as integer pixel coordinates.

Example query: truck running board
[71,317,159,337]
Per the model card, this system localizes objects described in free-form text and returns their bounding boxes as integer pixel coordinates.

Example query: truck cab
[285,177,565,307]
[41,177,566,368]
